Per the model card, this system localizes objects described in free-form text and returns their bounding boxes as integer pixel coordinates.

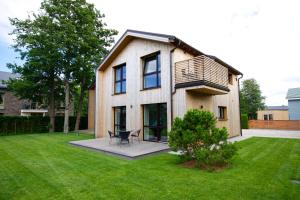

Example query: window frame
[114,63,126,94]
[143,103,167,142]
[142,52,161,90]
[218,106,227,120]
[113,106,126,134]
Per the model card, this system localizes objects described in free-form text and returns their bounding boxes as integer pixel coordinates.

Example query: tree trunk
[64,80,70,134]
[74,78,86,132]
[49,77,55,132]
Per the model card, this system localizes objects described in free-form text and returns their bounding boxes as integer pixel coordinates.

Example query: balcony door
[143,103,167,142]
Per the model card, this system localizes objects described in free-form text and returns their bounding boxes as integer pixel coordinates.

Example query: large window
[218,106,227,120]
[114,64,126,94]
[143,103,167,142]
[143,53,161,89]
[114,106,126,134]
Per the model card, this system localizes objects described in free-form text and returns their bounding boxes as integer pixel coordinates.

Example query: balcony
[175,55,229,95]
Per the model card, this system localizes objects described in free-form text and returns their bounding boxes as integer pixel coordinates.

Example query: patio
[69,138,170,159]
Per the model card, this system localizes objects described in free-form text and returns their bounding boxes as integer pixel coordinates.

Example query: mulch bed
[181,159,229,171]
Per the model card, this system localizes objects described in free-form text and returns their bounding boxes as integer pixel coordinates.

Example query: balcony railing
[175,55,229,92]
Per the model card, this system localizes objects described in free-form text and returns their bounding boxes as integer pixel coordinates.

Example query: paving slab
[70,138,170,158]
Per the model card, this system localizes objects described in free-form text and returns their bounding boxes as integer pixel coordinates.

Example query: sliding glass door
[143,103,167,142]
[114,106,126,134]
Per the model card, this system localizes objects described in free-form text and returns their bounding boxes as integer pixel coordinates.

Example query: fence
[248,120,300,130]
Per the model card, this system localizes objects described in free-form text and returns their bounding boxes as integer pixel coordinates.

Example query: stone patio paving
[70,138,170,158]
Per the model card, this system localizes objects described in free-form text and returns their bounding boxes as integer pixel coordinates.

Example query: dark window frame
[218,106,227,120]
[114,64,126,94]
[142,52,161,89]
[264,114,268,120]
[114,106,126,134]
[143,103,167,142]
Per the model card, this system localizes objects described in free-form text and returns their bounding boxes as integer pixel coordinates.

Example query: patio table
[118,130,131,144]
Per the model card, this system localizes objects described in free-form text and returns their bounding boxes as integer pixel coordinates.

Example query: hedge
[241,114,249,129]
[0,116,88,136]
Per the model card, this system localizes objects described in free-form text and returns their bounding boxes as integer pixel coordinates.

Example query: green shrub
[241,114,249,129]
[169,109,237,169]
[0,116,88,136]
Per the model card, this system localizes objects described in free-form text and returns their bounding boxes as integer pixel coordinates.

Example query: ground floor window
[143,103,167,142]
[114,106,126,134]
[264,114,273,120]
[218,106,227,120]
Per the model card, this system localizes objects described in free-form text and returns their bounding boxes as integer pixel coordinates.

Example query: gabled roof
[0,71,19,89]
[286,87,300,100]
[97,29,242,75]
[266,106,288,110]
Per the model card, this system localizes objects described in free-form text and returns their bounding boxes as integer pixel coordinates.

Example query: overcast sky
[0,0,299,105]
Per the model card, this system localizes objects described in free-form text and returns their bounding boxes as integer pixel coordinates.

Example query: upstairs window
[218,106,227,120]
[114,64,126,94]
[143,53,161,89]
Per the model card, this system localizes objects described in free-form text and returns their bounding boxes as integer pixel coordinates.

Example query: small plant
[169,109,237,170]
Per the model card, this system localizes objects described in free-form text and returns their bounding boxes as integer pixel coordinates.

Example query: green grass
[0,133,299,200]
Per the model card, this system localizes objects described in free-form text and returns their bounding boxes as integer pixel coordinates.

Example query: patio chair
[108,130,120,144]
[130,129,141,143]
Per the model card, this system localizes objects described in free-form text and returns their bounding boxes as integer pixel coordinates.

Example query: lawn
[0,133,299,200]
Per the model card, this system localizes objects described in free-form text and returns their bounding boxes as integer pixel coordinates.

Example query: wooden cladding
[175,55,229,91]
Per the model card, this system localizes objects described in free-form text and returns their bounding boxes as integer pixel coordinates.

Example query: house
[287,87,300,120]
[94,30,243,142]
[257,106,289,120]
[0,71,28,115]
[0,71,74,116]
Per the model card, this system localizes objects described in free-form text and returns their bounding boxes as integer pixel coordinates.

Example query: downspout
[237,74,243,136]
[170,40,181,126]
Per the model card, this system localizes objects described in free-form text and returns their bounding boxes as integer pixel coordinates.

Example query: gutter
[170,40,181,126]
[237,74,243,136]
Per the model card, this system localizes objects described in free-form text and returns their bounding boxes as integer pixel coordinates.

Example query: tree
[169,109,237,170]
[240,78,265,119]
[39,0,117,133]
[8,0,117,133]
[7,12,65,132]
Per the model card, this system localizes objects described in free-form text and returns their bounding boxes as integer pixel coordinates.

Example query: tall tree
[39,0,117,133]
[8,0,117,133]
[7,13,64,132]
[240,78,265,119]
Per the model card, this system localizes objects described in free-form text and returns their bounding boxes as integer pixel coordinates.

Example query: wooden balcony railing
[175,55,229,91]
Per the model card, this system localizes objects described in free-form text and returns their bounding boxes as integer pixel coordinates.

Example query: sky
[0,0,299,106]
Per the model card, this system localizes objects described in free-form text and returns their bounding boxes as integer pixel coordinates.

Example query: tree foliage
[7,0,117,132]
[240,78,265,119]
[169,109,237,170]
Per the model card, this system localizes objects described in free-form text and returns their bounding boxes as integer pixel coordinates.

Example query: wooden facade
[94,30,242,140]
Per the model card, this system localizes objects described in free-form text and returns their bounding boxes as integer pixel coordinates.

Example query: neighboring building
[257,106,289,120]
[0,71,28,115]
[287,87,300,120]
[94,30,242,141]
[0,71,74,116]
[88,84,95,130]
